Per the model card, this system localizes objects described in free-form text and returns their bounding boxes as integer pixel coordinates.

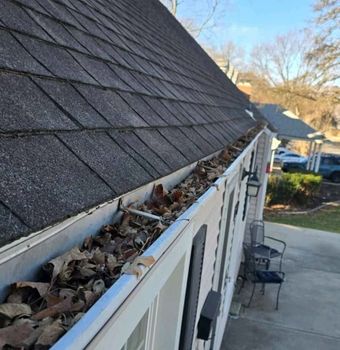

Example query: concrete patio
[222,222,340,350]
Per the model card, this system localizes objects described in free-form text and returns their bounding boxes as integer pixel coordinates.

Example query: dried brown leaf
[35,319,65,350]
[32,297,84,321]
[46,248,89,279]
[93,232,112,246]
[82,236,93,250]
[124,256,156,278]
[0,303,32,320]
[0,321,35,349]
[92,280,105,294]
[14,281,50,297]
[92,248,106,265]
[106,254,118,272]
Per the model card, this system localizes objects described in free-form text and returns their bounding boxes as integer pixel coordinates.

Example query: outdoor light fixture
[246,172,261,197]
[242,167,262,198]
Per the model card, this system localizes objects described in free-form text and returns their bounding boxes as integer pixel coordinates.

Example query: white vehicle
[274,148,290,162]
[280,153,307,165]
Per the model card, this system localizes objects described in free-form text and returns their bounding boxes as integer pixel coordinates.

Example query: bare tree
[162,0,179,15]
[307,0,340,85]
[247,30,339,133]
[160,0,221,38]
[251,31,315,88]
[204,41,246,70]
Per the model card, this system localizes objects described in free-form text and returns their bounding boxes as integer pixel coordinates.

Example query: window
[322,157,336,165]
[121,311,149,350]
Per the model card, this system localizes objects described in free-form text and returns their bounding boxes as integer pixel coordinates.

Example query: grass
[265,204,340,234]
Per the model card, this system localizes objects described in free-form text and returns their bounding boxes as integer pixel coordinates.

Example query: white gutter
[0,150,221,299]
[51,130,263,350]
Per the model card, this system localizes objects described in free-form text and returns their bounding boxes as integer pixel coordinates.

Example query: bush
[266,173,322,206]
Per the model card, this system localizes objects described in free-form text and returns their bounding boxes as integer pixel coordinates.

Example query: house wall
[82,145,255,350]
[0,129,267,350]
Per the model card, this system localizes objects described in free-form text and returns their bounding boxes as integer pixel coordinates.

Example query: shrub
[266,173,322,206]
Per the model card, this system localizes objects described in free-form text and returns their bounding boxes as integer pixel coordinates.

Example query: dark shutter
[217,189,235,293]
[179,225,207,350]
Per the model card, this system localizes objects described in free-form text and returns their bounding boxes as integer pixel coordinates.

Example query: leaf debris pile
[0,127,260,349]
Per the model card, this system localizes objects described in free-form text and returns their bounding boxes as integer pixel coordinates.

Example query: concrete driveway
[222,222,340,350]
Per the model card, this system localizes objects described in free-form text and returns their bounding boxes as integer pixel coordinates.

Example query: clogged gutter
[0,126,261,349]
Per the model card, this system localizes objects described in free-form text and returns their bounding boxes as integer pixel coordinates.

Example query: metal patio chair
[243,243,285,310]
[250,220,286,271]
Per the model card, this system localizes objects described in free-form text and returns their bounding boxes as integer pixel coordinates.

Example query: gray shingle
[15,33,96,83]
[159,128,203,162]
[71,52,131,90]
[161,100,192,124]
[0,0,258,245]
[110,64,151,94]
[0,203,31,246]
[33,78,110,128]
[177,103,203,124]
[0,30,51,75]
[113,130,171,174]
[0,1,51,40]
[26,10,90,53]
[95,42,127,66]
[14,0,51,15]
[257,104,316,139]
[193,125,222,150]
[135,129,188,170]
[179,126,216,154]
[143,97,182,126]
[74,84,148,128]
[0,72,77,131]
[204,124,226,147]
[59,132,153,194]
[35,0,83,29]
[0,135,113,230]
[109,130,160,178]
[66,27,111,60]
[118,92,167,126]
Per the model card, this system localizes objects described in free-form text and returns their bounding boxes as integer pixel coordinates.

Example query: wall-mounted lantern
[242,167,262,198]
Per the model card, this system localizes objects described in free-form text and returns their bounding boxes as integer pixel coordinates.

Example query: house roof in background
[256,103,317,140]
[0,0,257,246]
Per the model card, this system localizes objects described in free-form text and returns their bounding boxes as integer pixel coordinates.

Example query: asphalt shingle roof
[0,0,257,246]
[257,104,316,140]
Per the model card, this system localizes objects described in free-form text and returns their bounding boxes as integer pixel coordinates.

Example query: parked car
[274,148,290,162]
[278,152,307,165]
[282,161,307,173]
[282,154,340,182]
[318,155,340,182]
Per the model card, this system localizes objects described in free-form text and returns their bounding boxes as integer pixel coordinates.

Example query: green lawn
[265,205,340,234]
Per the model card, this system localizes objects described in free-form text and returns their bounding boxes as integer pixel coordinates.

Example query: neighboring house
[0,1,273,349]
[257,103,325,172]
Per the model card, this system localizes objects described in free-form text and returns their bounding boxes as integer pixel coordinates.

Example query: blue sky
[177,0,315,52]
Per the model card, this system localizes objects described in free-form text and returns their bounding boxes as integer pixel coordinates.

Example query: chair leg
[261,283,265,295]
[247,283,256,308]
[276,282,283,310]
